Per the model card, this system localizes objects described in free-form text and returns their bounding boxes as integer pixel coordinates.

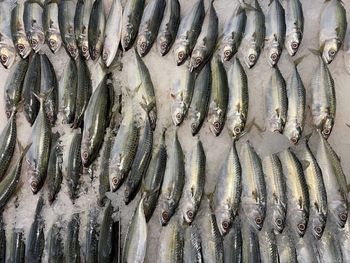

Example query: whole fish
[81,74,111,167]
[40,54,58,125]
[157,0,180,56]
[285,0,304,56]
[137,0,166,57]
[46,133,63,205]
[74,0,93,60]
[284,58,305,144]
[123,196,148,263]
[188,62,211,135]
[24,0,45,52]
[85,210,98,263]
[47,222,64,263]
[171,66,196,126]
[173,0,205,65]
[219,4,246,62]
[88,0,105,60]
[303,139,327,239]
[241,141,266,231]
[121,0,145,51]
[124,116,153,204]
[316,132,348,228]
[11,2,32,58]
[135,51,157,129]
[58,0,78,59]
[102,0,122,67]
[109,107,139,191]
[157,218,184,263]
[0,144,30,210]
[27,92,52,194]
[184,224,203,263]
[10,229,25,263]
[262,154,287,233]
[159,130,185,226]
[181,137,205,224]
[22,53,41,125]
[259,230,279,263]
[340,221,350,261]
[319,0,347,64]
[241,0,265,68]
[26,197,45,263]
[67,131,83,201]
[62,57,78,124]
[65,213,80,263]
[265,0,286,67]
[43,0,62,53]
[227,57,248,138]
[143,130,167,221]
[242,222,261,262]
[214,140,241,236]
[223,219,242,263]
[280,148,309,237]
[189,1,218,72]
[277,233,297,263]
[0,1,16,69]
[310,51,336,139]
[265,65,288,133]
[208,57,229,136]
[315,231,343,263]
[4,58,28,117]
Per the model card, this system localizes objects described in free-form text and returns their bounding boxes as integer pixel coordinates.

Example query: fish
[40,54,58,125]
[241,0,265,68]
[23,0,45,52]
[46,133,63,205]
[88,0,105,60]
[10,229,26,263]
[124,116,153,204]
[181,137,205,224]
[0,216,5,263]
[214,140,241,236]
[265,0,286,67]
[159,130,185,226]
[189,1,218,72]
[67,131,83,201]
[315,230,343,263]
[4,58,28,117]
[340,221,350,261]
[280,148,309,237]
[227,57,248,138]
[285,0,304,56]
[43,0,62,53]
[208,57,229,136]
[81,76,111,167]
[310,51,336,139]
[284,58,305,144]
[65,213,80,263]
[265,65,288,133]
[188,62,211,135]
[102,0,122,67]
[276,232,297,263]
[123,196,148,263]
[242,222,261,262]
[109,107,139,191]
[26,197,45,263]
[316,132,348,228]
[143,129,167,221]
[171,65,196,126]
[62,57,78,124]
[241,141,266,231]
[0,1,16,69]
[319,0,347,64]
[22,53,41,125]
[223,219,242,263]
[157,0,180,56]
[47,222,64,263]
[137,0,166,57]
[262,154,287,233]
[11,2,32,58]
[344,26,350,74]
[74,0,93,60]
[27,92,52,194]
[157,218,184,263]
[121,0,145,51]
[0,143,30,210]
[302,139,327,239]
[173,0,205,65]
[219,4,246,62]
[259,230,279,263]
[85,210,98,263]
[58,0,78,59]
[184,224,203,263]
[296,237,317,263]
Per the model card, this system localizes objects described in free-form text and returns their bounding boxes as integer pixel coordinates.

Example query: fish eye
[186,210,194,220]
[31,39,38,46]
[195,57,202,66]
[222,221,230,230]
[17,44,25,51]
[191,123,197,132]
[0,54,8,63]
[248,54,256,62]
[328,49,336,57]
[49,39,56,46]
[162,211,169,222]
[214,121,220,130]
[82,46,88,53]
[315,226,322,234]
[176,113,182,121]
[82,151,89,161]
[234,127,241,134]
[102,51,108,61]
[31,181,38,190]
[224,50,231,59]
[178,51,184,60]
[112,177,119,186]
[5,111,11,118]
[291,136,298,144]
[255,217,262,225]
[297,223,306,232]
[339,213,347,222]
[291,41,299,50]
[271,53,278,61]
[275,218,283,226]
[323,128,330,135]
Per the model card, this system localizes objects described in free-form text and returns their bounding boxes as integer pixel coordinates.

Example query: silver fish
[285,0,304,56]
[340,221,350,261]
[62,57,78,124]
[88,0,105,60]
[259,230,279,263]
[223,218,242,263]
[43,0,62,53]
[242,221,261,262]
[0,2,16,69]
[344,25,350,74]
[184,224,203,263]
[277,232,297,263]
[315,230,343,263]
[296,237,317,263]
[24,0,45,53]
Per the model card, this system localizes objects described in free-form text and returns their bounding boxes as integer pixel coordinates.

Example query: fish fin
[205,192,215,212]
[294,54,309,66]
[309,48,322,56]
[32,87,54,104]
[239,0,257,11]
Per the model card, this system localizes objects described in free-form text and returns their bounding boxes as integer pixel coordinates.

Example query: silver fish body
[67,131,83,201]
[340,221,350,261]
[43,0,62,53]
[47,222,64,263]
[242,221,261,262]
[296,237,317,263]
[285,0,304,56]
[259,230,279,263]
[0,2,16,69]
[65,213,80,263]
[10,229,26,263]
[277,233,297,263]
[223,219,242,263]
[315,231,343,263]
[24,0,45,53]
[184,224,203,263]
[88,0,105,60]
[62,57,78,124]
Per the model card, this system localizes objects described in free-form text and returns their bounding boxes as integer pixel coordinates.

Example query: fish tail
[32,87,54,104]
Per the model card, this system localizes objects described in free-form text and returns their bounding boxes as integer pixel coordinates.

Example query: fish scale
[242,222,261,262]
[259,230,279,263]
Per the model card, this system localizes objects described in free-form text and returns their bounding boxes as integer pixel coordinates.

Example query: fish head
[67,41,79,60]
[268,117,284,134]
[284,123,302,144]
[173,44,189,66]
[246,207,265,231]
[321,118,333,139]
[157,34,171,56]
[209,114,224,136]
[229,116,245,138]
[311,216,326,240]
[80,40,90,60]
[294,211,308,237]
[81,138,92,167]
[272,206,286,233]
[137,34,151,57]
[102,47,112,67]
[121,26,134,51]
[215,209,233,236]
[189,50,204,72]
[285,33,301,56]
[182,202,197,224]
[160,203,172,226]
[221,45,235,62]
[171,102,186,126]
[331,202,348,228]
[29,32,45,53]
[0,46,16,69]
[15,38,31,58]
[267,46,281,67]
[110,172,122,192]
[29,175,40,194]
[322,39,339,64]
[243,47,259,68]
[47,33,62,54]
